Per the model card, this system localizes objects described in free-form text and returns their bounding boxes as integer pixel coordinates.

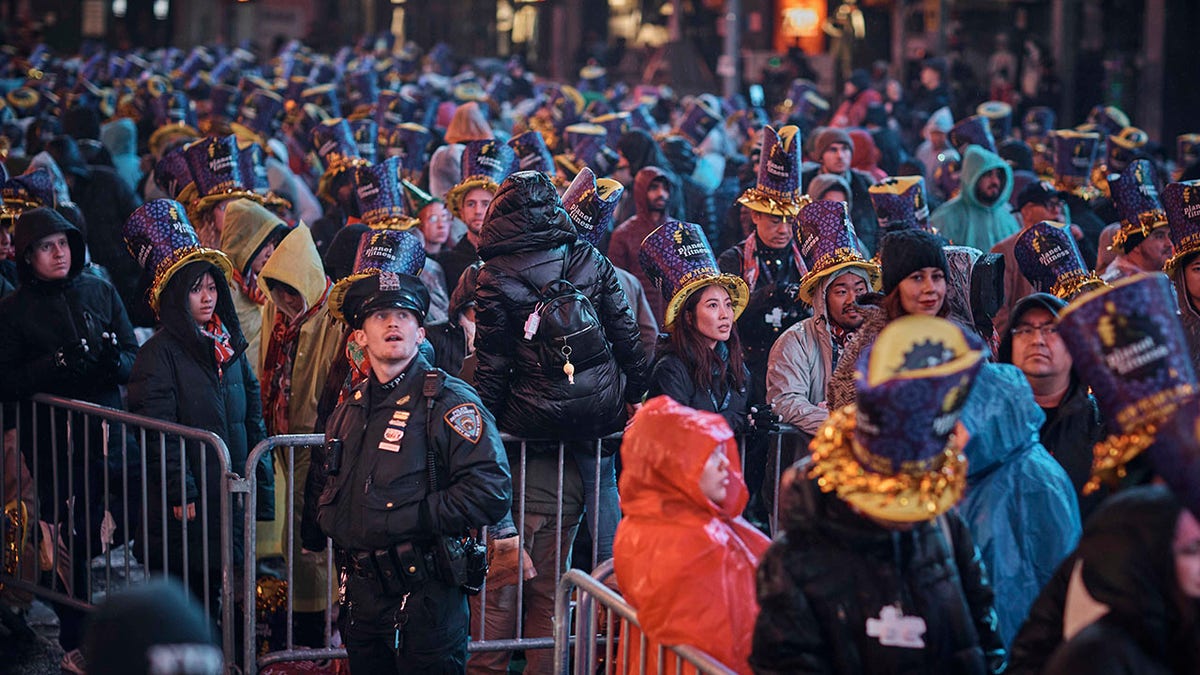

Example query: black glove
[95,330,122,372]
[748,404,781,433]
[54,338,91,376]
[774,283,801,304]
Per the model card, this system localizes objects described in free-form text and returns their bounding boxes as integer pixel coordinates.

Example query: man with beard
[439,139,516,295]
[608,166,676,327]
[931,145,1020,252]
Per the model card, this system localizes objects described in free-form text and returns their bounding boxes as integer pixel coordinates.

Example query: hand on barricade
[748,404,782,434]
[485,535,535,589]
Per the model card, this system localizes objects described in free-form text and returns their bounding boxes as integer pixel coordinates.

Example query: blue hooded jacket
[931,145,1020,252]
[959,363,1082,646]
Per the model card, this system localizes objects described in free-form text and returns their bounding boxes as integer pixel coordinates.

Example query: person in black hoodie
[474,170,648,562]
[0,207,138,669]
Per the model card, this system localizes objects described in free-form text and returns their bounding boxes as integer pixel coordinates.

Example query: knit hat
[807,173,852,202]
[879,229,949,295]
[83,581,221,675]
[811,127,853,162]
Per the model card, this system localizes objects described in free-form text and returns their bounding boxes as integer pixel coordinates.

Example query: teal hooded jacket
[931,145,1020,252]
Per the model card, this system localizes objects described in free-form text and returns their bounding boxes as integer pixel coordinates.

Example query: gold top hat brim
[1165,243,1200,276]
[798,259,881,305]
[315,158,371,203]
[663,272,749,331]
[148,123,200,160]
[328,271,371,324]
[445,177,501,220]
[149,247,234,315]
[808,404,969,523]
[190,189,265,216]
[737,188,810,217]
[1110,212,1168,252]
[229,122,270,154]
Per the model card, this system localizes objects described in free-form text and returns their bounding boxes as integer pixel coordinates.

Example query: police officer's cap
[342,271,430,328]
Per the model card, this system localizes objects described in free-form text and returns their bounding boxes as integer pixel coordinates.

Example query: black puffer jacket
[474,171,649,440]
[751,460,1006,675]
[647,347,749,433]
[128,261,273,575]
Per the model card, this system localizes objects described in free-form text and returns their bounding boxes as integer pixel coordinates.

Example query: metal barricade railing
[554,566,739,675]
[0,393,239,667]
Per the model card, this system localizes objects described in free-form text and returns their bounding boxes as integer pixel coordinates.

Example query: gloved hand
[54,338,91,376]
[95,331,122,373]
[774,282,801,304]
[748,404,781,433]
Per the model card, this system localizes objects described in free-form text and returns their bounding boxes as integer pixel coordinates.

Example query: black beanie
[880,229,949,294]
[83,581,221,675]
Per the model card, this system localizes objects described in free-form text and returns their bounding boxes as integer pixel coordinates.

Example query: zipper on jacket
[363,472,373,495]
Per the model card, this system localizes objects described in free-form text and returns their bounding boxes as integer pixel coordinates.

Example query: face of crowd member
[886,79,903,102]
[974,168,1006,205]
[188,271,219,325]
[821,142,853,175]
[898,266,946,316]
[1175,508,1200,599]
[268,280,307,320]
[1129,228,1174,272]
[1184,256,1200,312]
[691,284,734,347]
[822,189,848,204]
[698,444,731,505]
[647,177,671,215]
[825,272,869,330]
[751,210,793,250]
[249,237,278,276]
[354,307,425,377]
[28,232,71,281]
[843,81,859,99]
[0,228,14,260]
[1009,306,1071,381]
[929,129,948,150]
[1019,196,1064,228]
[419,202,452,251]
[920,66,941,90]
[461,187,494,238]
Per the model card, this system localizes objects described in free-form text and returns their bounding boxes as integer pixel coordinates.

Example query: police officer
[302,270,512,674]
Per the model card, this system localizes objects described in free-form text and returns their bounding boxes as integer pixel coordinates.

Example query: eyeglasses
[1011,323,1058,338]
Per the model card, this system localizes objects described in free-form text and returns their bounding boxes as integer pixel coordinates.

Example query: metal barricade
[554,566,739,675]
[0,393,240,667]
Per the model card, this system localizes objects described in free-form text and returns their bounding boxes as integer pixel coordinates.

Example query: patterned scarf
[232,268,266,306]
[199,314,235,378]
[261,281,331,435]
[740,233,807,291]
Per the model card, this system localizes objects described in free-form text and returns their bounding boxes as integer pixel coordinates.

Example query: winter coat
[931,146,1019,253]
[1010,486,1200,675]
[71,164,146,323]
[646,346,750,433]
[614,266,659,360]
[750,460,1006,674]
[608,166,675,327]
[257,225,346,435]
[437,233,480,301]
[128,261,273,575]
[801,166,880,255]
[99,118,142,194]
[1036,376,1108,520]
[474,171,649,440]
[957,363,1082,645]
[220,199,288,372]
[614,396,770,675]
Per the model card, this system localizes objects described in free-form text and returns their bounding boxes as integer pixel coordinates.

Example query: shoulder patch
[445,403,483,443]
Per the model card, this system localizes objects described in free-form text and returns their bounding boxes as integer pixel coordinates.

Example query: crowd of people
[0,32,1199,675]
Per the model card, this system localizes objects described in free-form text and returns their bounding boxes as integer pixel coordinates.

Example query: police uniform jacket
[303,351,512,553]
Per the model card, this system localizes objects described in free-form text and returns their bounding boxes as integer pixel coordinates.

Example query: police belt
[335,541,435,597]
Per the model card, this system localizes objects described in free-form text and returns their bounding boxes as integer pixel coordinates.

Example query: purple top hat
[807,315,984,523]
[796,200,881,303]
[154,148,194,200]
[1164,180,1200,274]
[301,84,341,118]
[932,154,963,201]
[628,104,657,133]
[1057,273,1198,489]
[209,84,240,121]
[1023,107,1056,143]
[562,166,624,248]
[783,79,829,119]
[459,138,516,185]
[737,125,805,217]
[638,219,749,329]
[122,198,233,313]
[869,176,932,233]
[236,142,270,193]
[1107,127,1149,171]
[385,123,432,177]
[589,112,630,148]
[1049,130,1101,187]
[183,135,257,207]
[354,156,416,230]
[1,168,57,216]
[1086,105,1130,138]
[282,76,309,104]
[675,97,722,146]
[376,89,419,128]
[583,98,611,118]
[1014,220,1106,300]
[313,118,365,173]
[1177,134,1200,171]
[150,90,196,129]
[508,130,555,175]
[328,228,426,323]
[557,124,619,177]
[976,101,1013,141]
[1109,159,1167,252]
[949,115,997,154]
[349,118,379,164]
[234,89,284,143]
[346,69,379,110]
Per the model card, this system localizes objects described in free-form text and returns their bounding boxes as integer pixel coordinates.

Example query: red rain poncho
[613,396,771,674]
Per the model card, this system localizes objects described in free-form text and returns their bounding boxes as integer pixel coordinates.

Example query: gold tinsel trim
[1051,272,1108,301]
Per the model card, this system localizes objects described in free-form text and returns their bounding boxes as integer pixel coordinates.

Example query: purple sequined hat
[354,156,417,230]
[1049,130,1101,188]
[628,104,657,133]
[508,130,556,175]
[350,118,379,164]
[932,153,962,201]
[1109,159,1167,253]
[154,147,194,200]
[797,200,881,303]
[589,112,630,148]
[446,138,516,218]
[183,135,258,212]
[675,96,722,146]
[976,101,1013,141]
[562,166,624,248]
[236,142,270,193]
[1085,105,1130,137]
[2,168,58,213]
[638,219,748,329]
[151,90,196,129]
[556,123,619,178]
[1014,220,1107,300]
[1023,107,1056,143]
[209,84,240,121]
[328,228,427,324]
[737,125,806,217]
[782,79,830,119]
[1177,134,1200,171]
[233,89,285,144]
[949,115,997,154]
[122,198,233,313]
[376,89,419,128]
[346,69,379,111]
[1057,273,1198,490]
[313,118,370,200]
[869,176,932,233]
[1164,180,1200,274]
[385,123,432,180]
[301,84,341,118]
[1107,127,1149,171]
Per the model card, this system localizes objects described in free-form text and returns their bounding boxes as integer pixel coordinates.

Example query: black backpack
[519,247,612,381]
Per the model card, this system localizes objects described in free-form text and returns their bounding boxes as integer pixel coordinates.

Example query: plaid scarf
[232,269,266,306]
[198,314,235,378]
[741,233,807,291]
[261,281,331,435]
